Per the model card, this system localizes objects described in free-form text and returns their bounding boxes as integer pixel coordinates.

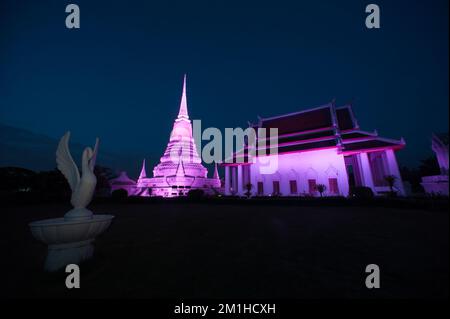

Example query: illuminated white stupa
[133,75,220,197]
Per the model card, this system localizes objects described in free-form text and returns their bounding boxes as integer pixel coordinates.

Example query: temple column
[232,167,237,194]
[237,165,243,196]
[246,165,252,195]
[358,152,375,192]
[385,149,406,196]
[224,166,231,195]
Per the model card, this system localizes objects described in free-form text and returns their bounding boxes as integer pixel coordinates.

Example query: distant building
[110,75,221,197]
[421,133,449,196]
[222,102,406,197]
[109,171,138,195]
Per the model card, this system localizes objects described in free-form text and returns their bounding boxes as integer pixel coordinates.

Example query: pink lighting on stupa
[133,75,221,197]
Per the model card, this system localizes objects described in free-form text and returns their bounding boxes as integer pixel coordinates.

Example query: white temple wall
[384,149,406,195]
[249,148,350,197]
[357,152,375,190]
[363,149,406,196]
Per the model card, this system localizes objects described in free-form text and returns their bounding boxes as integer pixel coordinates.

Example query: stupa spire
[213,162,220,180]
[138,159,147,179]
[147,76,220,197]
[177,74,189,120]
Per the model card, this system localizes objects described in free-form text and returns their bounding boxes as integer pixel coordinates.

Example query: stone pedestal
[29,215,114,272]
[45,240,94,272]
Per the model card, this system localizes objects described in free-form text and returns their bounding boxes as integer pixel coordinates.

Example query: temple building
[421,133,449,195]
[110,75,221,197]
[222,102,407,197]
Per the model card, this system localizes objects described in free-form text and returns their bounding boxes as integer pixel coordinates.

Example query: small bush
[187,189,205,199]
[350,186,374,199]
[315,184,327,197]
[244,183,253,198]
[111,188,128,200]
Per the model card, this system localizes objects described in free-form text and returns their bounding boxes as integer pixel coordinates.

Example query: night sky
[1,0,448,169]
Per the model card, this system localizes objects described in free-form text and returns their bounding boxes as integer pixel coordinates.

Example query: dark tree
[244,183,253,198]
[94,165,115,196]
[419,156,440,177]
[0,167,36,192]
[112,188,128,200]
[187,189,204,199]
[400,166,423,194]
[350,186,374,199]
[400,155,443,194]
[35,169,71,197]
[315,184,326,197]
[384,175,398,196]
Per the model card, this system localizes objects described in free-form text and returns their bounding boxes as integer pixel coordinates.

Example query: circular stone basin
[29,215,114,245]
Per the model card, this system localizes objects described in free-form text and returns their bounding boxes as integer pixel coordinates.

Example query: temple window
[328,178,339,194]
[289,180,298,194]
[272,181,280,195]
[308,179,317,195]
[257,182,264,195]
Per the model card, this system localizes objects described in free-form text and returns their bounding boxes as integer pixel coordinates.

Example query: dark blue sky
[1,0,448,168]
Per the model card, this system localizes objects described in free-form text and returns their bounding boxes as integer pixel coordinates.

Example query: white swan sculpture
[29,132,114,272]
[56,131,98,220]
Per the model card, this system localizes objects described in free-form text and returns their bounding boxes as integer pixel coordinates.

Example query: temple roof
[341,138,404,154]
[257,103,357,135]
[223,102,404,165]
[109,171,136,185]
[336,106,357,130]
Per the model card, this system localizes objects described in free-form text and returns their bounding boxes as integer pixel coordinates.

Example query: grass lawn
[2,200,448,298]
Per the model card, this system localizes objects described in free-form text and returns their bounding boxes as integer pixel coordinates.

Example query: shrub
[244,183,253,198]
[187,189,205,199]
[111,188,128,200]
[350,186,374,199]
[315,184,327,197]
[384,174,398,196]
